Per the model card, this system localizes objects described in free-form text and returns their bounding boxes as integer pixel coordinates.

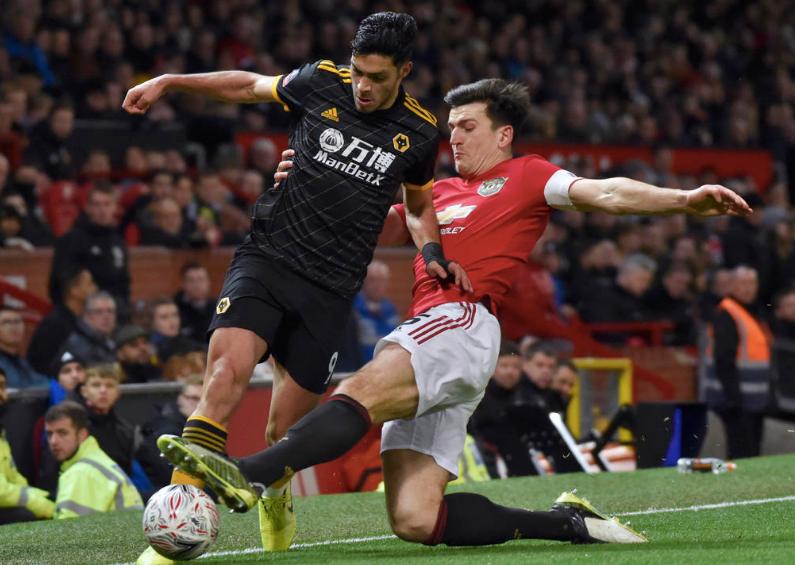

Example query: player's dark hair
[351,12,417,65]
[45,400,89,431]
[444,79,530,132]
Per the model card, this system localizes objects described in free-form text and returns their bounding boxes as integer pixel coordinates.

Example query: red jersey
[396,155,577,317]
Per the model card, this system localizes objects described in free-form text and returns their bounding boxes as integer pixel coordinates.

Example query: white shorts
[376,302,500,476]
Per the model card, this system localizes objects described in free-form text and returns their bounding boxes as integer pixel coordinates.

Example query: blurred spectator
[704,266,770,460]
[0,202,33,250]
[49,183,130,316]
[0,306,48,389]
[354,260,400,361]
[646,263,697,346]
[521,341,558,399]
[140,374,203,488]
[579,253,656,332]
[469,340,538,477]
[698,268,733,322]
[0,368,55,524]
[44,401,143,519]
[22,102,75,180]
[720,193,766,273]
[175,262,215,342]
[75,365,135,474]
[60,291,117,366]
[48,351,86,406]
[148,297,203,363]
[139,196,192,248]
[771,287,795,416]
[27,267,96,375]
[3,8,55,87]
[548,359,577,415]
[247,138,278,180]
[161,351,207,382]
[1,185,53,246]
[115,324,161,383]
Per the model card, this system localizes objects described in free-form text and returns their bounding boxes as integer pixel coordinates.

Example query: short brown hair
[84,364,122,384]
[444,79,531,131]
[45,400,89,430]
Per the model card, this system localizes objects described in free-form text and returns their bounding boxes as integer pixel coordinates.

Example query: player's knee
[207,356,246,390]
[388,508,437,544]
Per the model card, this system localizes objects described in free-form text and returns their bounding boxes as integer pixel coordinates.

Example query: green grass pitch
[2,454,794,564]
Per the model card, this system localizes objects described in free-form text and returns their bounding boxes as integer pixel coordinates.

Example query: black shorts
[208,242,353,394]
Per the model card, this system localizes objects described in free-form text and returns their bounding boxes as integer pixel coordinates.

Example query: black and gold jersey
[249,59,440,298]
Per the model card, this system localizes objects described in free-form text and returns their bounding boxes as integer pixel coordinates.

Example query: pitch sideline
[115,495,795,564]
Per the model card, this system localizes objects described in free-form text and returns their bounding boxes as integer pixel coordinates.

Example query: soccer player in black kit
[123,12,469,563]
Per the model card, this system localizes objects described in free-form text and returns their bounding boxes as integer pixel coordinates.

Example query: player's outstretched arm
[567,177,752,217]
[122,71,278,114]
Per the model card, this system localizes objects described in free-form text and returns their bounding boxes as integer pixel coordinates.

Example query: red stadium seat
[40,181,90,237]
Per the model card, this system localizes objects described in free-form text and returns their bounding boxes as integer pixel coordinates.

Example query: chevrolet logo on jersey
[478,177,508,197]
[314,127,397,185]
[436,204,477,225]
[393,133,410,152]
[321,107,339,122]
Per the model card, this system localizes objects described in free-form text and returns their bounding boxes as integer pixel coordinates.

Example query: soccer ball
[142,484,220,561]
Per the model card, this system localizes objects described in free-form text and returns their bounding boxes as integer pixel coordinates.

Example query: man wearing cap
[116,325,161,383]
[49,351,86,406]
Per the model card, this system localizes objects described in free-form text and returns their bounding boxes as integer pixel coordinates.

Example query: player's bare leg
[258,360,321,552]
[157,328,266,510]
[382,449,647,546]
[236,342,419,488]
[140,328,267,565]
[266,359,322,445]
[382,450,449,543]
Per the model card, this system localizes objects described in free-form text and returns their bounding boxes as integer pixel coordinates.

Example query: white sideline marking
[198,534,397,558]
[115,495,795,564]
[617,494,795,516]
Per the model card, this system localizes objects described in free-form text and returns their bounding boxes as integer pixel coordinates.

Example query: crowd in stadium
[1,0,794,525]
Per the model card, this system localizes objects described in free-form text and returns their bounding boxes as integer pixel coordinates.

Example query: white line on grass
[114,495,795,564]
[616,494,795,516]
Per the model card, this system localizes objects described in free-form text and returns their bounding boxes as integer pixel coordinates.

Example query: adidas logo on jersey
[321,107,340,122]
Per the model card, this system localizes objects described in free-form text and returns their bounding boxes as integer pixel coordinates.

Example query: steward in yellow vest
[44,401,143,519]
[0,369,55,523]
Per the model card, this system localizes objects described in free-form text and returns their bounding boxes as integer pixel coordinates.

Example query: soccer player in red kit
[161,79,751,549]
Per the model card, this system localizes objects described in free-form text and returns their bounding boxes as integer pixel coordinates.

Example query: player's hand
[426,260,473,293]
[122,77,167,114]
[273,149,295,188]
[684,185,752,217]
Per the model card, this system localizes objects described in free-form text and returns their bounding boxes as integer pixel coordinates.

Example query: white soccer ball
[142,484,220,561]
